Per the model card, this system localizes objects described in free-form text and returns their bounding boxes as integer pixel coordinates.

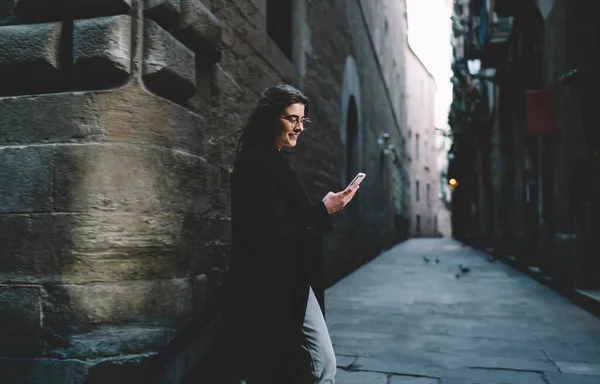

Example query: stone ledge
[73,15,132,88]
[0,22,62,95]
[0,85,206,157]
[173,0,222,62]
[143,18,196,101]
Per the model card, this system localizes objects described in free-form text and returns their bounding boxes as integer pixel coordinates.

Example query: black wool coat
[220,140,333,380]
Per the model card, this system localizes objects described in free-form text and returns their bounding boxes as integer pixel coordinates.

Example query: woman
[221,84,360,383]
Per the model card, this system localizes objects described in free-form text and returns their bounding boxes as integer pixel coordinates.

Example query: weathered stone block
[143,18,196,101]
[0,357,88,384]
[14,0,131,23]
[174,0,222,61]
[0,22,62,94]
[100,86,206,156]
[52,144,211,214]
[0,93,104,144]
[43,279,193,327]
[73,15,132,86]
[50,323,177,358]
[0,87,206,155]
[0,147,53,213]
[0,285,43,357]
[0,212,210,284]
[143,0,181,28]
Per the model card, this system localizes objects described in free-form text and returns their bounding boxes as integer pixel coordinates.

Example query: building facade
[0,0,439,382]
[405,47,439,237]
[449,0,600,296]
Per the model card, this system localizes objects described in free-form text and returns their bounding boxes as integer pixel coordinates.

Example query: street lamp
[449,178,458,191]
[467,59,481,76]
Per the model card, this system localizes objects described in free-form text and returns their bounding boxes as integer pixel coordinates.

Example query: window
[416,215,421,236]
[267,0,293,60]
[416,180,420,202]
[427,183,431,207]
[415,134,420,161]
[424,140,428,163]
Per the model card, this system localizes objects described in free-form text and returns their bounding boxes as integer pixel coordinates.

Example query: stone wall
[0,0,228,382]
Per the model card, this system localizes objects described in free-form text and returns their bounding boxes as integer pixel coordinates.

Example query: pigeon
[435,257,440,264]
[487,256,495,263]
[423,256,430,263]
[459,264,470,273]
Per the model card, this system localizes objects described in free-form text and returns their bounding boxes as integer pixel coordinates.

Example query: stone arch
[340,55,364,186]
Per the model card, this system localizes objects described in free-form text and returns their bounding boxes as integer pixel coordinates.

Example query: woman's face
[273,103,306,151]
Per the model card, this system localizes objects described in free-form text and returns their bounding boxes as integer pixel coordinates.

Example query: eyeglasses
[280,115,312,129]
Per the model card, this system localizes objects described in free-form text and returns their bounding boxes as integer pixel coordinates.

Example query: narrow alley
[328,239,600,384]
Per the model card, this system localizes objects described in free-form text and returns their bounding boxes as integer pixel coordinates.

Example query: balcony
[481,17,514,68]
[489,17,513,43]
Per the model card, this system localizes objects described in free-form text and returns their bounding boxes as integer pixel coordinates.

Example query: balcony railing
[489,17,514,43]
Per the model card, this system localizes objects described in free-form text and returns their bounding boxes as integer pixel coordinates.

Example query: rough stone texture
[174,0,222,61]
[143,19,196,101]
[73,15,132,87]
[42,279,193,328]
[0,357,89,384]
[52,144,210,214]
[0,146,53,213]
[0,213,219,284]
[13,0,131,23]
[0,22,62,95]
[0,285,43,357]
[0,86,207,151]
[49,324,178,358]
[143,0,181,28]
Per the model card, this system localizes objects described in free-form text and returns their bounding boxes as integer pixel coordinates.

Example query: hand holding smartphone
[322,172,366,214]
[346,172,366,190]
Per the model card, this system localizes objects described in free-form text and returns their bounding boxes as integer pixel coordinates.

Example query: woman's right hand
[322,184,360,214]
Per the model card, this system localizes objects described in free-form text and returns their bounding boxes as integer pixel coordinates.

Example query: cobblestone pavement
[326,238,600,384]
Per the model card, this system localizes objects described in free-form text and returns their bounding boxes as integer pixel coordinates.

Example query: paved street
[326,239,600,384]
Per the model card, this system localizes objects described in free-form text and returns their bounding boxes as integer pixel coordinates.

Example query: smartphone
[346,172,366,189]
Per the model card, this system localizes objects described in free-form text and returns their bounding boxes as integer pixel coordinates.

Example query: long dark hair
[210,84,310,157]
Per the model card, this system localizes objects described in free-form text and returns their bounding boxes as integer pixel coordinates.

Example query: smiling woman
[207,84,360,383]
[274,103,312,150]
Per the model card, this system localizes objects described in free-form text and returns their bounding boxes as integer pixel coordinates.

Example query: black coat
[220,140,333,380]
